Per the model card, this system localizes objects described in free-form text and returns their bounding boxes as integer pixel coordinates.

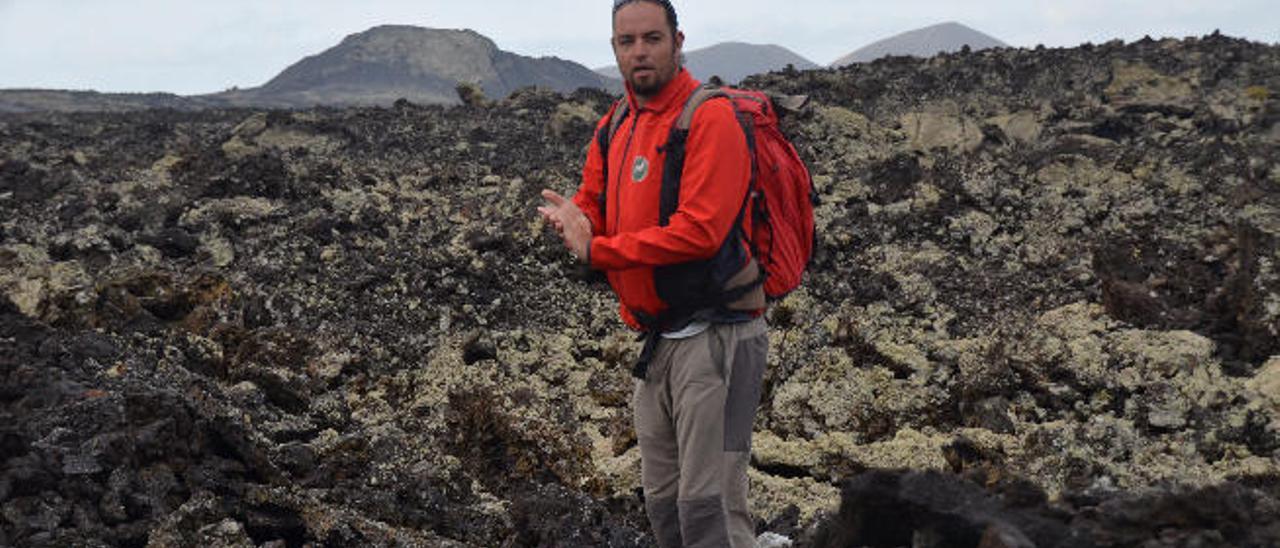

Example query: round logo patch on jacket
[631,156,650,183]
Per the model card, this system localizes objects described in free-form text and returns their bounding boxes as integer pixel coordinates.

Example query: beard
[627,58,679,97]
[629,75,664,96]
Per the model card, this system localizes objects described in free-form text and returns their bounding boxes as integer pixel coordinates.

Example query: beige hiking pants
[634,317,769,548]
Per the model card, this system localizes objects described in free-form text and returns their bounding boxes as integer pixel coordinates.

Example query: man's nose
[631,42,651,60]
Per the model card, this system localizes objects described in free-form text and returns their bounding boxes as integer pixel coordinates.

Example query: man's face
[611,1,684,98]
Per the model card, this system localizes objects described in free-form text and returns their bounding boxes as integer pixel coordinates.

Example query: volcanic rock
[1,34,1278,546]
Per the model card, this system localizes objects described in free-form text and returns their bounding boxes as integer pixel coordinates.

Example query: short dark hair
[612,0,679,37]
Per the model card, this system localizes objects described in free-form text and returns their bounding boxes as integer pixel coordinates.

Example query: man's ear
[674,30,684,54]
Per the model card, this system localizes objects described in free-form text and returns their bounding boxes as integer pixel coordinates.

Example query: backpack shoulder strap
[595,98,630,221]
[659,85,727,226]
[608,100,629,141]
[596,99,629,158]
[675,84,728,131]
[659,82,754,229]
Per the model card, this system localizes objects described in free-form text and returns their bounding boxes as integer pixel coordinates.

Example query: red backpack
[714,86,814,298]
[598,84,815,301]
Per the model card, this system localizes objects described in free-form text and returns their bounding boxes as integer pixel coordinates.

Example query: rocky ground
[1,34,1278,547]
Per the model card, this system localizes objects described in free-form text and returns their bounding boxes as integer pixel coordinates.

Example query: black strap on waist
[630,306,716,380]
[633,330,662,379]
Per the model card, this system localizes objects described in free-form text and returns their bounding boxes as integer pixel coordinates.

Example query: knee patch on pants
[679,495,729,548]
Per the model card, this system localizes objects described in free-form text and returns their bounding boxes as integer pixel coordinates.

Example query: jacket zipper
[612,112,641,233]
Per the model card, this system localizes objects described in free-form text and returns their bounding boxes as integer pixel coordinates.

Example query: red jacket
[573,69,753,330]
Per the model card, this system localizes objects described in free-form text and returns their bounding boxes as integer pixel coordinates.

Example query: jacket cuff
[588,236,624,270]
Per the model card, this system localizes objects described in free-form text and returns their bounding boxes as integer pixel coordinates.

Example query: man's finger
[541,189,568,207]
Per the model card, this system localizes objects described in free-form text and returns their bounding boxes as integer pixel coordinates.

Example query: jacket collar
[625,67,698,114]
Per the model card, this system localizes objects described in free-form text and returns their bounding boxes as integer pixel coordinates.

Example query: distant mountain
[596,42,819,85]
[209,25,619,108]
[832,22,1008,66]
[0,25,620,113]
[0,89,204,113]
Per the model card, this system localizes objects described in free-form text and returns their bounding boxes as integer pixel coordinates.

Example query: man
[537,1,768,546]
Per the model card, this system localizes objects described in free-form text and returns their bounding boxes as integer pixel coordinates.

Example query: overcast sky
[1,0,1275,95]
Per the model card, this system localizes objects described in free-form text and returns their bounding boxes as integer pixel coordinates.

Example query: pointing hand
[538,189,592,262]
